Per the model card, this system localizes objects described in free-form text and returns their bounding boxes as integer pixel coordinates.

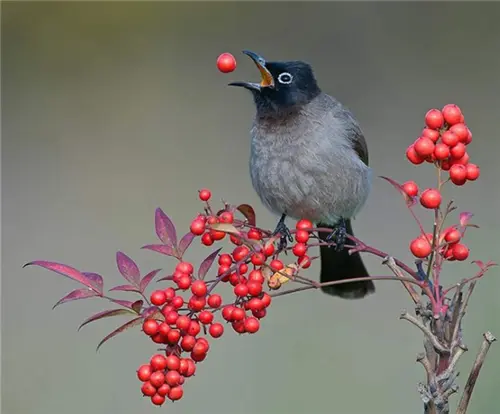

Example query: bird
[228,50,375,299]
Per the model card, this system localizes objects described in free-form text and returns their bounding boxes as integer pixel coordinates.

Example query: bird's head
[229,50,321,116]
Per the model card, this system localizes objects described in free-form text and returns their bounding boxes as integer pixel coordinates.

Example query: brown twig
[383,256,421,304]
[400,311,449,354]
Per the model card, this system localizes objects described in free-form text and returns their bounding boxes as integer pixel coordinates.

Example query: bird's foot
[272,214,293,253]
[326,218,347,252]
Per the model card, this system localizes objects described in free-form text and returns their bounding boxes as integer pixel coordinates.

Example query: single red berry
[232,320,246,334]
[464,128,473,145]
[425,109,444,129]
[201,232,214,246]
[440,159,452,171]
[247,228,262,240]
[192,339,210,355]
[172,270,184,283]
[199,188,212,201]
[449,164,467,186]
[410,238,432,258]
[296,219,313,230]
[216,52,236,73]
[229,272,242,286]
[209,322,224,338]
[466,164,480,181]
[164,287,175,300]
[166,329,181,345]
[441,131,459,147]
[176,275,191,290]
[262,242,275,256]
[449,123,468,143]
[452,152,470,166]
[414,137,435,157]
[251,252,266,265]
[422,127,440,142]
[188,296,206,312]
[170,296,183,310]
[292,242,308,257]
[231,307,246,321]
[295,230,310,243]
[270,259,284,271]
[452,243,469,261]
[442,104,463,126]
[151,333,166,344]
[190,219,206,235]
[222,305,235,321]
[150,354,167,371]
[434,143,450,160]
[238,263,249,274]
[234,283,249,297]
[247,280,263,296]
[168,385,184,401]
[247,297,264,311]
[141,381,157,397]
[444,228,461,244]
[151,393,166,406]
[219,211,234,224]
[207,294,222,308]
[232,245,250,261]
[165,355,180,371]
[420,189,442,209]
[218,264,231,277]
[181,335,196,352]
[157,383,171,397]
[187,320,201,336]
[298,255,312,268]
[252,308,267,319]
[450,142,466,160]
[218,253,233,266]
[137,364,152,382]
[165,370,182,387]
[191,280,207,297]
[210,229,226,241]
[248,269,264,284]
[244,317,260,333]
[165,310,179,325]
[149,371,165,388]
[406,144,425,165]
[150,290,167,306]
[207,216,218,225]
[176,262,193,275]
[176,315,191,331]
[402,181,419,197]
[261,293,272,308]
[198,310,214,325]
[142,319,159,336]
[158,322,170,337]
[230,234,243,245]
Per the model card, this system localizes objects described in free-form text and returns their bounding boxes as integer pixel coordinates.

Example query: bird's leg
[272,213,293,252]
[326,218,347,252]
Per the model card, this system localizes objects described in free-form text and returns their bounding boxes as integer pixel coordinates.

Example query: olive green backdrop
[2,2,499,414]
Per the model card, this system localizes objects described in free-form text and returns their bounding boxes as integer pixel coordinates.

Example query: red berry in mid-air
[217,53,237,73]
[199,188,212,201]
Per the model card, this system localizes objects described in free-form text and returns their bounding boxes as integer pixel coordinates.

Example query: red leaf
[140,269,161,292]
[96,317,143,352]
[178,232,195,257]
[198,248,222,280]
[459,212,474,227]
[142,244,177,257]
[109,284,141,293]
[82,272,104,295]
[142,306,164,320]
[156,274,174,283]
[78,309,136,331]
[131,300,143,314]
[155,208,177,247]
[379,176,417,207]
[237,204,256,226]
[24,261,100,294]
[116,252,140,286]
[52,288,98,309]
[108,299,136,309]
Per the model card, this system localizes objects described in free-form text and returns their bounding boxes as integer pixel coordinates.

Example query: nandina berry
[168,386,184,401]
[238,263,249,274]
[165,370,182,387]
[176,262,193,275]
[449,123,468,143]
[292,242,308,257]
[216,52,236,73]
[171,296,184,309]
[210,229,226,241]
[452,152,470,166]
[231,307,246,321]
[172,270,184,283]
[244,317,260,333]
[452,243,469,261]
[142,319,159,336]
[141,381,157,397]
[298,255,312,268]
[137,364,152,382]
[222,306,235,321]
[420,189,441,209]
[207,216,218,225]
[443,246,455,261]
[176,275,191,290]
[233,245,250,261]
[230,234,242,245]
[464,128,473,145]
[191,280,207,297]
[150,290,167,306]
[295,230,310,243]
[248,269,264,284]
[199,188,212,201]
[247,297,264,311]
[414,137,435,157]
[185,359,196,377]
[466,164,480,180]
[167,329,181,345]
[441,131,459,147]
[165,310,179,325]
[181,335,196,352]
[188,296,206,312]
[444,228,461,244]
[150,354,167,371]
[151,393,166,406]
[442,104,463,125]
[192,340,209,357]
[201,232,214,246]
[232,320,246,334]
[422,127,440,142]
[234,283,249,297]
[158,322,170,337]
[450,142,466,160]
[161,303,174,316]
[151,333,166,344]
[209,322,224,338]
[207,294,222,308]
[229,272,242,286]
[410,238,432,258]
[187,320,201,336]
[164,287,175,300]
[198,310,214,324]
[164,355,180,372]
[157,383,171,397]
[149,371,165,388]
[219,211,234,224]
[425,109,444,129]
[247,280,263,296]
[296,219,313,230]
[190,219,206,235]
[263,242,275,256]
[440,159,452,171]
[450,164,467,185]
[260,293,272,308]
[176,315,191,331]
[406,144,425,165]
[434,143,450,160]
[252,308,267,319]
[270,259,284,271]
[247,228,262,240]
[402,181,419,197]
[218,253,233,266]
[218,264,230,276]
[251,252,266,265]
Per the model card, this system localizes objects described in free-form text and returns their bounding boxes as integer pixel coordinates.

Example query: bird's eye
[277,72,293,85]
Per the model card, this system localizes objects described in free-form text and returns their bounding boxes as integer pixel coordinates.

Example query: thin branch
[383,256,421,304]
[417,352,437,388]
[451,282,476,351]
[456,332,497,414]
[400,311,449,354]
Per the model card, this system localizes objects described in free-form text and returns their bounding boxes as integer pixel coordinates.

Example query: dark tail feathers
[318,219,375,299]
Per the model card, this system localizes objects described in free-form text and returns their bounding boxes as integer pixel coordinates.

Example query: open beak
[228,50,275,92]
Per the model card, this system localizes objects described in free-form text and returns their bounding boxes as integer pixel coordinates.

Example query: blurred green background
[2,2,500,414]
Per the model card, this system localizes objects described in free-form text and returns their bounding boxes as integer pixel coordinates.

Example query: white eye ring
[277,72,293,85]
